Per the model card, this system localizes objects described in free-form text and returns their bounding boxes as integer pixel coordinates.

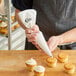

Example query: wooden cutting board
[0,50,76,76]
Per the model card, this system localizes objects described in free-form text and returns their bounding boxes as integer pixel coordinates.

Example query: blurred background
[0,0,26,50]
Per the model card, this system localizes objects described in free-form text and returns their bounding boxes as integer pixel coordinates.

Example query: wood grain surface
[0,50,76,76]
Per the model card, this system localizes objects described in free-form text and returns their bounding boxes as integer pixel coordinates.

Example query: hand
[47,36,62,52]
[25,25,39,42]
[25,25,42,50]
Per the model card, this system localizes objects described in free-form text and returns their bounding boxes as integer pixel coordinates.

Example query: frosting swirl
[34,65,45,72]
[25,58,37,65]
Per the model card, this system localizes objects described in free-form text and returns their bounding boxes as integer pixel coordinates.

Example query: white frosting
[34,66,45,72]
[0,22,7,27]
[25,58,37,65]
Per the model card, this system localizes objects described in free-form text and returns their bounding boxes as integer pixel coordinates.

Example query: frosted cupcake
[0,20,7,29]
[34,65,45,76]
[64,63,75,74]
[58,53,68,63]
[46,57,57,67]
[25,58,37,72]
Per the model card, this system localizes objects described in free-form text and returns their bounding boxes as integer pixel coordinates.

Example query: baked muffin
[64,63,75,74]
[11,24,20,31]
[58,53,68,63]
[46,57,57,67]
[0,20,7,29]
[25,58,37,72]
[34,65,45,76]
[14,24,20,29]
[0,29,7,35]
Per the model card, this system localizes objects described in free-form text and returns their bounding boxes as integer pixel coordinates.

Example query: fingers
[25,25,39,34]
[25,25,39,44]
[26,33,37,42]
[35,44,42,50]
[25,29,32,34]
[26,30,42,51]
[47,36,55,51]
[34,44,42,51]
[25,25,45,52]
[47,36,59,52]
[32,41,37,45]
[31,25,39,32]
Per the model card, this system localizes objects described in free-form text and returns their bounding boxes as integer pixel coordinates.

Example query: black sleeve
[12,0,33,11]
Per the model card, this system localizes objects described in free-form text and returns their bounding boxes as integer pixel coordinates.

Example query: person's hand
[25,25,39,41]
[25,25,42,50]
[47,36,62,52]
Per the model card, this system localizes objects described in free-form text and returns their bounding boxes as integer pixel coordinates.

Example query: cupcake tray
[0,50,75,76]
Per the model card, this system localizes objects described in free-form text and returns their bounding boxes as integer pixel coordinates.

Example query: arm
[47,28,76,51]
[58,28,76,44]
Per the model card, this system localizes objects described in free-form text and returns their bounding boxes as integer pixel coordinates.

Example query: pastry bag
[18,9,53,57]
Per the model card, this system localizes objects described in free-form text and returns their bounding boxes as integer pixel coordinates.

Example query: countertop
[0,50,76,76]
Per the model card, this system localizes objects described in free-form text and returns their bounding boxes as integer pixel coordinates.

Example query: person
[12,0,76,51]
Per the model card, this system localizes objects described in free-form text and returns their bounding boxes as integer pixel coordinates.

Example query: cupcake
[14,24,20,29]
[0,29,7,35]
[58,53,68,63]
[0,20,7,29]
[46,57,57,67]
[34,65,45,76]
[25,58,37,72]
[64,63,75,74]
